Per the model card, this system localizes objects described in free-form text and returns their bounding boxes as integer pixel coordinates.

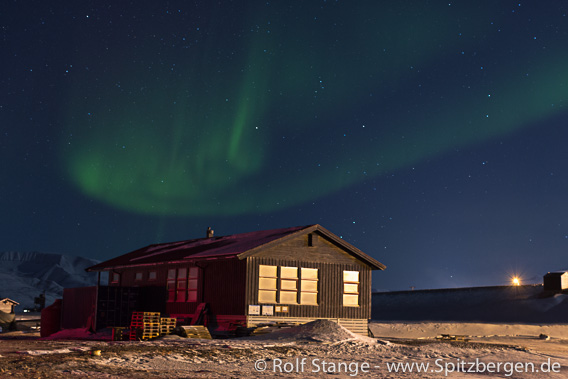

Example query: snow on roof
[1,298,19,305]
[545,271,568,275]
[87,225,311,271]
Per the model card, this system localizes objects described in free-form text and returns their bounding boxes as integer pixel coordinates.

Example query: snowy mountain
[0,251,100,310]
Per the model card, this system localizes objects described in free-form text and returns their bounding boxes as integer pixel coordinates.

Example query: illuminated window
[148,271,157,281]
[300,268,318,305]
[258,265,277,303]
[167,268,199,302]
[135,272,143,281]
[187,267,199,302]
[176,268,187,302]
[258,265,316,305]
[343,271,359,307]
[280,267,298,304]
[167,269,176,302]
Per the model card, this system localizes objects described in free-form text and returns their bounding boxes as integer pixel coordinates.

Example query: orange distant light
[512,277,521,286]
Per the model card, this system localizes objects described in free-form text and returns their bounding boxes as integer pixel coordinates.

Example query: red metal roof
[87,225,311,271]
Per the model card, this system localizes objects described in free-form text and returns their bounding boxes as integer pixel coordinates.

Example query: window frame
[175,268,188,302]
[300,267,318,305]
[258,265,278,304]
[187,267,200,303]
[343,270,360,307]
[167,269,176,302]
[258,265,318,306]
[279,266,298,305]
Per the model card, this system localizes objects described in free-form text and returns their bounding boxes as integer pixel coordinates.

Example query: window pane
[259,265,277,277]
[167,290,175,302]
[301,292,318,305]
[259,278,277,290]
[188,267,199,278]
[281,267,298,279]
[301,268,318,279]
[167,280,175,290]
[149,271,157,280]
[187,290,197,302]
[344,283,359,293]
[281,279,297,290]
[343,271,359,283]
[177,280,187,289]
[188,279,198,290]
[302,280,318,292]
[343,294,359,306]
[135,272,142,280]
[178,268,187,279]
[167,269,176,280]
[259,290,276,303]
[176,290,186,302]
[279,291,298,304]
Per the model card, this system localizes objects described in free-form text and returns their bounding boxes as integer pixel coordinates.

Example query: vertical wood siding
[61,286,97,329]
[246,316,368,336]
[103,232,377,321]
[164,258,247,316]
[245,233,373,320]
[109,258,247,317]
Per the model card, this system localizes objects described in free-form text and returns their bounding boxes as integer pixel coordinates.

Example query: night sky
[2,1,568,291]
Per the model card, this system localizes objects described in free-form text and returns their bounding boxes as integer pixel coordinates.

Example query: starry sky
[2,1,568,291]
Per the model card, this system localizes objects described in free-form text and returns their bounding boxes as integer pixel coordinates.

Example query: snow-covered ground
[0,251,99,309]
[2,320,568,378]
[370,321,568,339]
[2,254,568,377]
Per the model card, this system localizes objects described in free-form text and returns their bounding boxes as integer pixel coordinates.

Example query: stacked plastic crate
[129,312,161,340]
[160,317,177,336]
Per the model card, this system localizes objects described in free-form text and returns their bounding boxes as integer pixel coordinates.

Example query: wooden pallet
[129,328,161,341]
[131,312,161,323]
[180,325,212,339]
[160,318,177,335]
[129,327,142,341]
[130,312,163,340]
[142,332,160,339]
[160,326,175,335]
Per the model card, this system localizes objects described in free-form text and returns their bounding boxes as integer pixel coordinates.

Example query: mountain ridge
[0,251,100,310]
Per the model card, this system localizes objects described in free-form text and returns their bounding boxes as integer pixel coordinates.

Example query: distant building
[0,298,19,314]
[64,224,385,336]
[543,271,568,292]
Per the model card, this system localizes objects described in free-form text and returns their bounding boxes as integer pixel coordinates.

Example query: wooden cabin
[0,298,19,314]
[86,224,385,335]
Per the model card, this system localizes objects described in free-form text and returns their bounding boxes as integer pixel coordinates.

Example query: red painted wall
[109,257,247,318]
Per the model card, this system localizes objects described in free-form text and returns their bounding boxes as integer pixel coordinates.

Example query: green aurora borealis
[62,2,568,216]
[6,0,568,290]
